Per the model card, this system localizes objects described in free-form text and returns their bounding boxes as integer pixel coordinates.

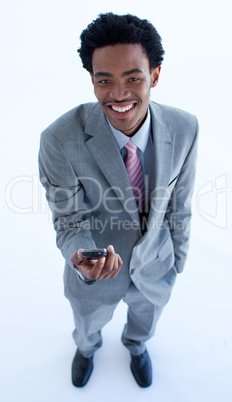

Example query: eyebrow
[94,69,143,78]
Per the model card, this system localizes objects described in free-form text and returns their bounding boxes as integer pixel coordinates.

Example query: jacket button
[130,269,135,275]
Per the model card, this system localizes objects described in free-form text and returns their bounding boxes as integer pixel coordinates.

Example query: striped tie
[124,141,144,208]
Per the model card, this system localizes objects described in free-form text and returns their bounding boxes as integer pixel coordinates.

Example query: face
[90,44,161,136]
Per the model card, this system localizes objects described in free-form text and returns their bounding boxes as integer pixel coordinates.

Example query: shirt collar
[106,107,151,153]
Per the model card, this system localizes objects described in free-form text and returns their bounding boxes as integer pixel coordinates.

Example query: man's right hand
[71,245,123,281]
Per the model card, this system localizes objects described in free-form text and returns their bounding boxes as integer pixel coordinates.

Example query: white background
[1,0,232,401]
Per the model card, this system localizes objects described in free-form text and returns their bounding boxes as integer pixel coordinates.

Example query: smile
[111,104,134,113]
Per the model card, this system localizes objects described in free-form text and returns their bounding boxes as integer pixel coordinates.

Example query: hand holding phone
[71,245,122,281]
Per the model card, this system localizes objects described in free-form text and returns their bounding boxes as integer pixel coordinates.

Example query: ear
[150,66,161,88]
[90,73,94,85]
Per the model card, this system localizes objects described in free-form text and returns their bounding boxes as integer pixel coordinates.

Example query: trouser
[65,281,163,358]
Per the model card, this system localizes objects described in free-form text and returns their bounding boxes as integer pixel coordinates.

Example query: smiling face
[90,44,161,136]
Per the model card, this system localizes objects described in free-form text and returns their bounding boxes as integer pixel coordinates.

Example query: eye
[129,77,139,82]
[99,79,111,84]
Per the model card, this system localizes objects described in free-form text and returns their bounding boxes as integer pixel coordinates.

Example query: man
[39,13,198,388]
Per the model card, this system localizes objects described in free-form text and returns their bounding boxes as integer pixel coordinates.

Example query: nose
[109,82,130,100]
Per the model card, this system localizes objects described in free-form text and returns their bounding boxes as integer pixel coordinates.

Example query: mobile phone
[81,248,107,258]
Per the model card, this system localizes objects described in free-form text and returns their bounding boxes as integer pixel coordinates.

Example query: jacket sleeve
[165,117,199,273]
[38,129,97,271]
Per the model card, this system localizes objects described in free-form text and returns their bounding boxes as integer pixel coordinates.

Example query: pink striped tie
[124,141,144,208]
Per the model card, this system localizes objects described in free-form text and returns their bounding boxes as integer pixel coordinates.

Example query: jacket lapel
[84,103,140,224]
[148,103,176,223]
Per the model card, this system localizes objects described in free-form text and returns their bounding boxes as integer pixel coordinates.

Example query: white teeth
[111,104,133,113]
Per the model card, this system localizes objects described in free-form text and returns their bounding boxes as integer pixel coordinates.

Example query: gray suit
[39,101,198,356]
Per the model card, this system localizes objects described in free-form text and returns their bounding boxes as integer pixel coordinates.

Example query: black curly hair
[78,13,165,73]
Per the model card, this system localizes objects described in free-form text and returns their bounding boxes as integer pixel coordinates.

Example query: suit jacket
[39,101,198,307]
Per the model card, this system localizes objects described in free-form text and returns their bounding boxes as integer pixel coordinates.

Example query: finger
[86,256,106,280]
[71,249,83,267]
[99,249,123,280]
[105,244,116,265]
[96,245,115,279]
[102,253,123,279]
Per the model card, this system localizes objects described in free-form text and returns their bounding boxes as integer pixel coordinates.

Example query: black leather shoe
[130,350,152,388]
[71,349,94,387]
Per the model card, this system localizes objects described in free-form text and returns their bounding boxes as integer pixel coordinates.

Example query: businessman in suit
[39,13,198,388]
